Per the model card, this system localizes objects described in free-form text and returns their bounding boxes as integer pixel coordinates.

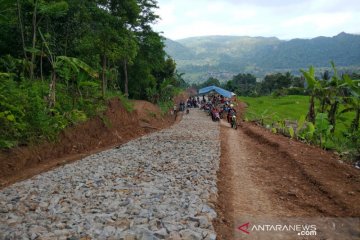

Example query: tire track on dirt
[214,120,360,240]
[241,123,359,217]
[214,120,288,240]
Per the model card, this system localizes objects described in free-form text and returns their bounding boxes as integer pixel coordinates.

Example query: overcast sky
[152,0,360,40]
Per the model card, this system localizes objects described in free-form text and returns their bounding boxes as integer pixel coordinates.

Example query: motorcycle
[219,109,225,119]
[213,111,220,121]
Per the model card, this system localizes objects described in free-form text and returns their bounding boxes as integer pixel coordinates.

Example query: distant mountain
[164,32,360,83]
[164,38,195,60]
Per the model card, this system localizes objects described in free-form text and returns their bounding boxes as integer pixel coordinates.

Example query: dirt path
[214,120,360,240]
[214,120,287,239]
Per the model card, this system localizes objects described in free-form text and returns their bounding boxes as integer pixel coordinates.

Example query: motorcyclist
[227,104,237,123]
[179,101,184,111]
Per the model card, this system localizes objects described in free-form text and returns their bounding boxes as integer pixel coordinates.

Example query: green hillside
[165,33,360,83]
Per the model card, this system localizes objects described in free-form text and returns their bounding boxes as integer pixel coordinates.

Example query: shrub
[287,87,307,95]
[272,89,288,97]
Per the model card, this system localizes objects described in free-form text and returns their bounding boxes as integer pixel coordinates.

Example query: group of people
[209,95,226,106]
[176,96,201,114]
[174,94,238,129]
[200,95,237,125]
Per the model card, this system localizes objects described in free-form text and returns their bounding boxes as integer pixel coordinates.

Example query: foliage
[65,109,87,125]
[301,63,359,132]
[0,0,184,149]
[223,73,257,96]
[158,100,173,116]
[198,77,221,89]
[288,126,295,139]
[260,72,293,95]
[344,129,360,158]
[240,63,359,157]
[117,93,134,113]
[241,94,359,159]
[0,77,68,147]
[220,72,303,97]
[313,113,333,148]
[287,87,307,95]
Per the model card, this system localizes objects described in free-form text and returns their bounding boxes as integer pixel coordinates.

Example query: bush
[272,89,288,97]
[0,77,112,149]
[65,110,88,125]
[118,94,134,113]
[159,100,173,116]
[0,76,26,147]
[287,87,307,95]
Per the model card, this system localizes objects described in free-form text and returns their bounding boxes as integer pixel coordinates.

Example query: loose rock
[0,110,220,239]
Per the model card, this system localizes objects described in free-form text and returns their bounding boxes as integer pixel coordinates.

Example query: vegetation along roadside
[0,0,188,150]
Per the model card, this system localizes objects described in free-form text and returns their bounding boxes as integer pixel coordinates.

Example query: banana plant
[314,113,333,148]
[296,115,306,136]
[298,121,315,142]
[159,78,174,102]
[38,29,98,108]
[325,62,347,133]
[339,74,360,131]
[300,66,322,123]
[288,126,295,139]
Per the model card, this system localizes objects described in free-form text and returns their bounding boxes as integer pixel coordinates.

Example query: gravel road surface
[0,109,220,240]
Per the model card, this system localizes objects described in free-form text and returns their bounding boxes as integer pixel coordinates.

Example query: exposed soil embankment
[0,99,177,188]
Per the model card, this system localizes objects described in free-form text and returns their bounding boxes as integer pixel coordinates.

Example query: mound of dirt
[0,98,175,188]
[134,100,167,129]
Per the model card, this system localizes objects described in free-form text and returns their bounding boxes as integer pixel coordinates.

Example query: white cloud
[152,0,360,39]
[155,4,176,25]
[282,13,351,29]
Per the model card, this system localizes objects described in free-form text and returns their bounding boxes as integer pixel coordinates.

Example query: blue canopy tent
[198,85,235,98]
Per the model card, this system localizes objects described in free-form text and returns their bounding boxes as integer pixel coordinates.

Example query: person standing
[173,104,178,120]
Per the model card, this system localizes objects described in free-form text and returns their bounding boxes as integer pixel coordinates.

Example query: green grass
[159,100,173,116]
[239,95,354,131]
[240,95,309,123]
[239,95,356,152]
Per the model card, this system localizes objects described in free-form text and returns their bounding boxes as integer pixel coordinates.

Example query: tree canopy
[0,0,183,148]
[0,0,180,99]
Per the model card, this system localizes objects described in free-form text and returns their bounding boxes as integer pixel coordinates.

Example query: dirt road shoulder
[214,120,360,239]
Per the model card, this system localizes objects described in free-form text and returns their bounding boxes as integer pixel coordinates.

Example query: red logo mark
[237,222,250,234]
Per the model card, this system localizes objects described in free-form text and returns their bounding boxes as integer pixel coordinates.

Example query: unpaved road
[0,110,219,239]
[0,108,359,240]
[214,119,360,240]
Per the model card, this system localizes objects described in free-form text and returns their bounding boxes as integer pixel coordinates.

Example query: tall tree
[27,0,68,79]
